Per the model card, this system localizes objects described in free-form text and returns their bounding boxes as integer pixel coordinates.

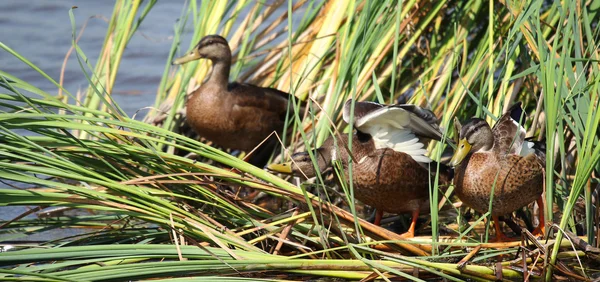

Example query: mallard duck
[268,99,453,237]
[173,35,299,165]
[449,102,545,241]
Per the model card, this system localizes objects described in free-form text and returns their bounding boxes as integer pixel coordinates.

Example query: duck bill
[173,49,202,65]
[449,139,472,167]
[266,162,293,174]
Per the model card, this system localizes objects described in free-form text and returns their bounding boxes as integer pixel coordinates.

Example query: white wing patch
[354,107,432,163]
[509,117,527,154]
[519,141,535,157]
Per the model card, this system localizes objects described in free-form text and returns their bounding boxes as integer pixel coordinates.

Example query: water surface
[0,0,185,234]
[1,0,184,115]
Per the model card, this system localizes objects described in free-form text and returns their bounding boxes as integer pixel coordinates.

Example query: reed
[0,0,598,281]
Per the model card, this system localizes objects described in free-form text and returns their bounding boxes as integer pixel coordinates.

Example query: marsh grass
[0,0,599,281]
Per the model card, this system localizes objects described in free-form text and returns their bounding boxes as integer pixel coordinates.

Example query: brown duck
[173,35,300,165]
[268,99,453,237]
[449,102,545,241]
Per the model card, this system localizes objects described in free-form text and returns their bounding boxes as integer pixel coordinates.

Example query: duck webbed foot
[491,216,516,242]
[399,210,420,238]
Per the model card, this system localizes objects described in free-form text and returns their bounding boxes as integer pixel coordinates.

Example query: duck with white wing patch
[449,102,546,241]
[268,99,454,238]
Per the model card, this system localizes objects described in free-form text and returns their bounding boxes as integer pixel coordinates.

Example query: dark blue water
[0,0,298,241]
[0,0,186,238]
[0,0,184,116]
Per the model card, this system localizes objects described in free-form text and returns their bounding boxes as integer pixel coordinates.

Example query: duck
[173,35,300,166]
[267,99,454,238]
[449,102,545,241]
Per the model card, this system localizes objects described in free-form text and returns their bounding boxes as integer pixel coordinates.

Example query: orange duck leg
[373,210,384,226]
[492,216,513,242]
[400,210,419,238]
[374,210,418,239]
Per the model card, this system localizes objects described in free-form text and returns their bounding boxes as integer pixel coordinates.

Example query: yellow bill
[173,49,202,65]
[266,162,293,174]
[449,138,472,167]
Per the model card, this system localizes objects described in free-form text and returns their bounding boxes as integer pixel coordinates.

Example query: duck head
[267,150,331,179]
[449,117,493,166]
[173,35,231,64]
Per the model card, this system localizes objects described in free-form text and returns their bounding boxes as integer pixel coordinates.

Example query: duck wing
[229,82,300,119]
[394,104,443,140]
[492,102,527,155]
[343,100,384,121]
[342,99,446,163]
[520,137,546,166]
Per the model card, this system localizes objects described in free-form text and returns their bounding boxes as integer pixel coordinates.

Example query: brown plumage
[450,102,546,240]
[268,99,454,237]
[173,35,299,163]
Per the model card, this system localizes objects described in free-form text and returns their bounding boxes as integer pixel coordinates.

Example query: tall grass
[0,0,598,281]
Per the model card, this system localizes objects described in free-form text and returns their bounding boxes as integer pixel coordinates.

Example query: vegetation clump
[0,0,598,281]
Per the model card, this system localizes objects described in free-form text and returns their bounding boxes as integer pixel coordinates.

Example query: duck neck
[314,147,333,172]
[322,134,355,165]
[208,57,231,89]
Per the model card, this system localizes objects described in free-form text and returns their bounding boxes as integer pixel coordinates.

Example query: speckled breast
[454,153,543,216]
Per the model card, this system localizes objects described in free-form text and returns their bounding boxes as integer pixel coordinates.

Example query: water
[0,0,184,116]
[0,0,186,237]
[0,0,298,241]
